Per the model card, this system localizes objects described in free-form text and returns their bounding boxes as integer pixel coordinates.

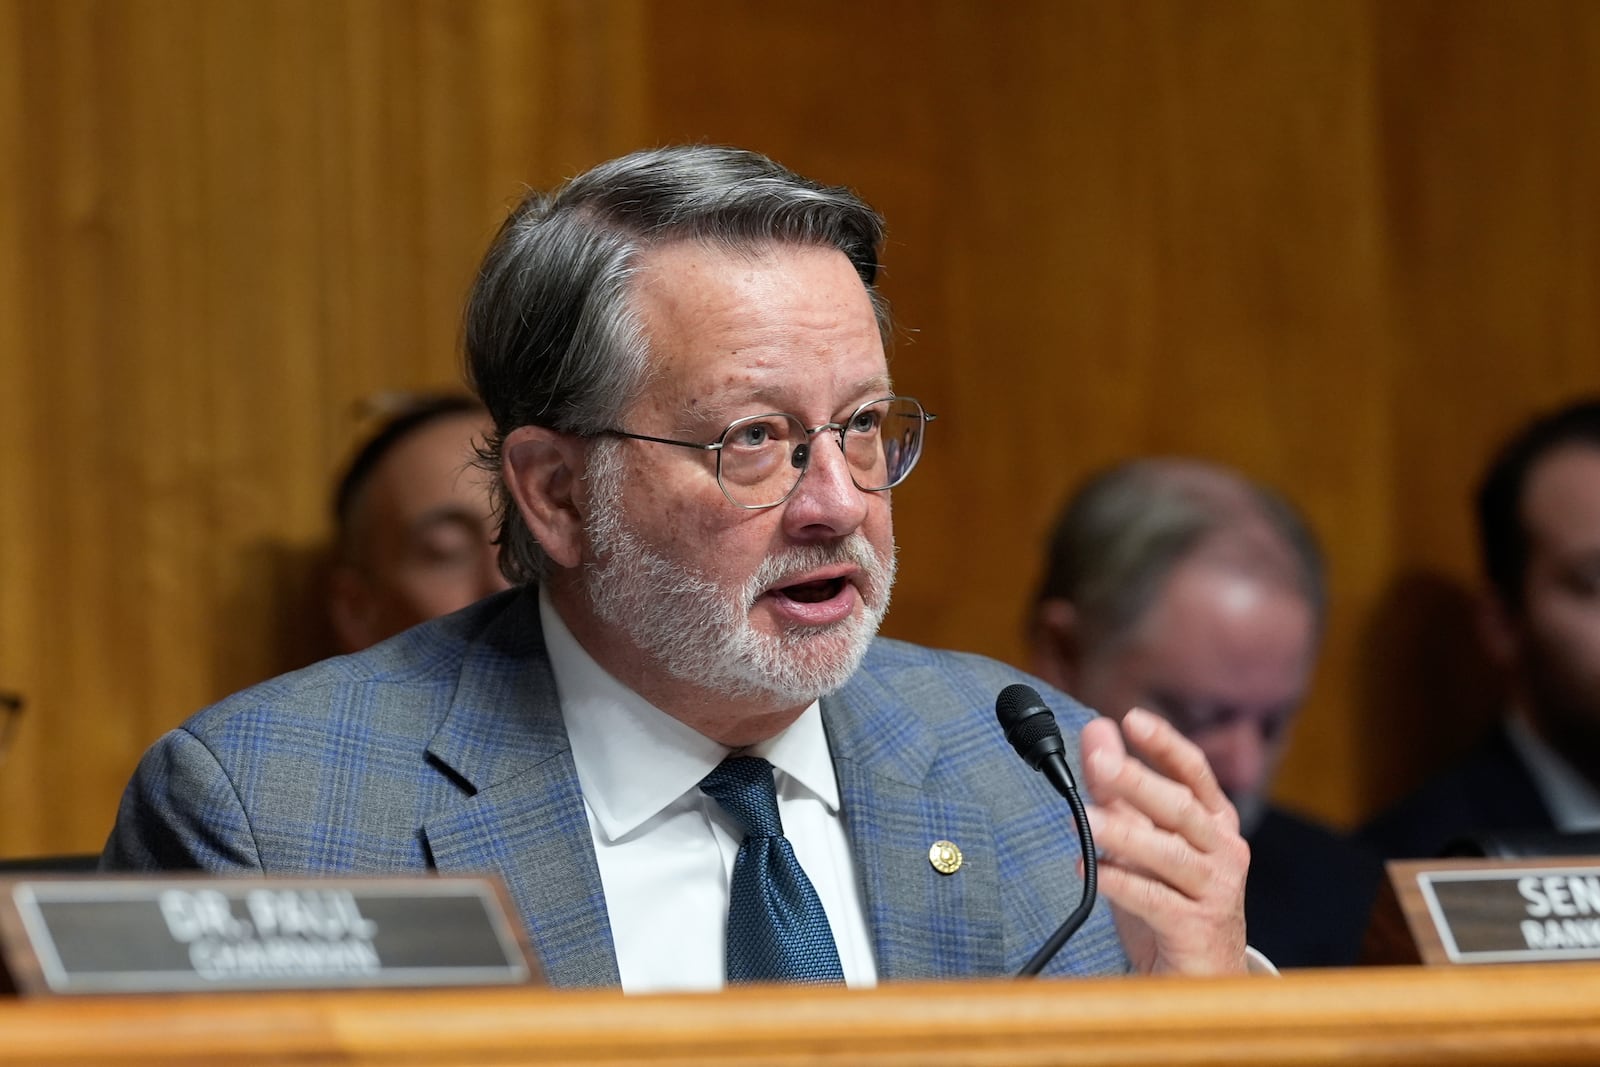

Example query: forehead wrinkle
[697,372,897,419]
[628,243,888,433]
[646,357,891,435]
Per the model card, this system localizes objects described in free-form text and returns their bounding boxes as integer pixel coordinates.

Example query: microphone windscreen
[995,683,1065,769]
[995,683,1047,732]
[1007,709,1062,760]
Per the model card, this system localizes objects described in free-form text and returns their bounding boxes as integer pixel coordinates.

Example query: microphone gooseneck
[995,683,1098,978]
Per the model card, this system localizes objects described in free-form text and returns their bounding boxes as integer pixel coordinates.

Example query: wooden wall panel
[0,0,648,855]
[2,0,1598,857]
[0,0,30,848]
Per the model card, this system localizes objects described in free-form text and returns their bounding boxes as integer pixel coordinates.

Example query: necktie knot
[700,755,784,838]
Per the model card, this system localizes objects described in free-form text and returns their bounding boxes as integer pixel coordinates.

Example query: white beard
[581,447,896,707]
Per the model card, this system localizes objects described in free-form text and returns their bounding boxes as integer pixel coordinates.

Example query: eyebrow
[407,506,489,538]
[681,374,896,425]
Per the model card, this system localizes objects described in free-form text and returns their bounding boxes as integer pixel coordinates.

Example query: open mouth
[777,576,849,604]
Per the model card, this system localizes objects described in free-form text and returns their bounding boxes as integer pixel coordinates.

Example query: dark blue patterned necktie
[699,756,845,984]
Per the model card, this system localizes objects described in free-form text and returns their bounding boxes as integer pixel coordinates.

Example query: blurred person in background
[328,393,510,652]
[1028,459,1381,966]
[1363,398,1600,859]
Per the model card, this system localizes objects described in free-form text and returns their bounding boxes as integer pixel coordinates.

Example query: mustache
[743,534,896,608]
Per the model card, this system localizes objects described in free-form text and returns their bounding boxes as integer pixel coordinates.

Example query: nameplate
[0,875,538,996]
[1381,858,1600,965]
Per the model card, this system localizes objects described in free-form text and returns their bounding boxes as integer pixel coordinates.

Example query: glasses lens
[847,397,926,492]
[716,413,808,507]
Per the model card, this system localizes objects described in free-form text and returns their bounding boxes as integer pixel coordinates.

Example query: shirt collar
[538,589,839,842]
[1506,711,1600,831]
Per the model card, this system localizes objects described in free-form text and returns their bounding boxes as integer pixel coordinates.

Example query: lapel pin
[928,839,963,875]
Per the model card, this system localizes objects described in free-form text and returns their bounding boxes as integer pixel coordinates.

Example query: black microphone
[995,683,1098,977]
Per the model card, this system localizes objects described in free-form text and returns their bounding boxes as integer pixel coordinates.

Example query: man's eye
[849,409,882,434]
[729,418,792,450]
[729,424,770,448]
[414,525,481,566]
[1563,567,1600,598]
[1259,714,1290,743]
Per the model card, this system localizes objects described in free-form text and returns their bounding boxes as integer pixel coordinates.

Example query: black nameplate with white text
[1419,866,1600,964]
[0,876,536,995]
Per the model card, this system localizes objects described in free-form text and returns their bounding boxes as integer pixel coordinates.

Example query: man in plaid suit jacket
[104,146,1249,988]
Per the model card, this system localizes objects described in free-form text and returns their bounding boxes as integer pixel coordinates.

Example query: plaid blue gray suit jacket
[102,588,1130,986]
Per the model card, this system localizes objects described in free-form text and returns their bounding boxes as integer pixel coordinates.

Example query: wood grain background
[2,0,1597,857]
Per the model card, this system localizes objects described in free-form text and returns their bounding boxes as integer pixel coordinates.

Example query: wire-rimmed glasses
[599,396,936,509]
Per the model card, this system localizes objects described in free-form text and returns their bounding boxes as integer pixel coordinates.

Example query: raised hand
[1079,707,1250,975]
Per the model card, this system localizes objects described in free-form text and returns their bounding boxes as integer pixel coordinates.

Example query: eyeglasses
[597,396,936,509]
[0,691,21,762]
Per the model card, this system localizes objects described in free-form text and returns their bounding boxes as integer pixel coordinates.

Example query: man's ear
[1027,597,1083,692]
[328,564,378,654]
[502,425,589,570]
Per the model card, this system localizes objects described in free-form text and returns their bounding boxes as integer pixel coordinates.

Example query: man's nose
[781,429,870,538]
[1205,722,1268,800]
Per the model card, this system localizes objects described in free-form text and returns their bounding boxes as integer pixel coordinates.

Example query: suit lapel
[823,668,1005,981]
[420,591,620,988]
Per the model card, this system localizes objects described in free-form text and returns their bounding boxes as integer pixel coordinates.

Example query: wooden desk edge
[5,963,1600,1066]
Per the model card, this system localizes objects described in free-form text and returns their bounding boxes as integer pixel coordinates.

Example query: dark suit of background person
[102,145,1254,987]
[1362,398,1600,860]
[1028,459,1383,967]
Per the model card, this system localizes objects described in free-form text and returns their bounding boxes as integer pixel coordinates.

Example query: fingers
[1119,708,1232,816]
[1086,809,1220,899]
[1082,710,1238,848]
[1095,858,1250,975]
[1075,709,1250,975]
[1091,847,1212,920]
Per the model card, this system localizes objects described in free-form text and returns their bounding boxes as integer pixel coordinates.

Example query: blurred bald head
[1028,459,1325,832]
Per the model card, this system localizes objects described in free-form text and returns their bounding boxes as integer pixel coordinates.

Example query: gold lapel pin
[928,839,963,875]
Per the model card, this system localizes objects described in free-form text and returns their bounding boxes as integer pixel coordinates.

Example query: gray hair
[1035,459,1327,650]
[464,144,890,583]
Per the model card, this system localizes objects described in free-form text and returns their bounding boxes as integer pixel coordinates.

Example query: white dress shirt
[539,592,878,993]
[1507,711,1600,832]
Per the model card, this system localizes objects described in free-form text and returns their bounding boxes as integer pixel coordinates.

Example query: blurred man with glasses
[105,146,1250,989]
